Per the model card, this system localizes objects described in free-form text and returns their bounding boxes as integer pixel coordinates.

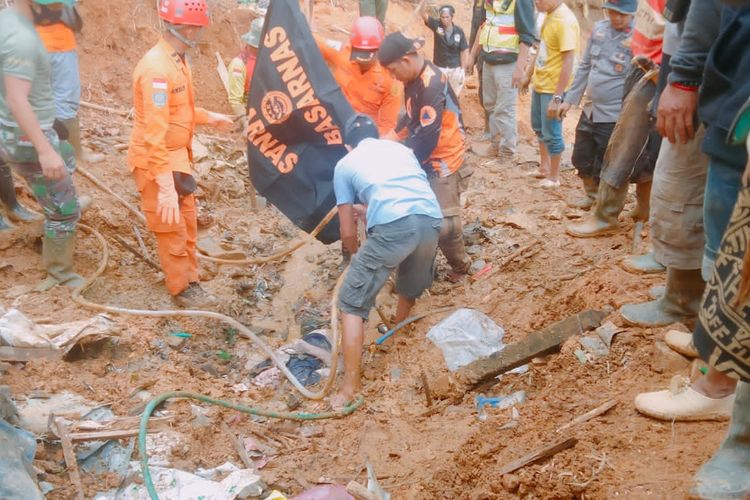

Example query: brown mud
[0,0,721,498]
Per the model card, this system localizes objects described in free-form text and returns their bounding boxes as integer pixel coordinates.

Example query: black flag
[246,0,355,244]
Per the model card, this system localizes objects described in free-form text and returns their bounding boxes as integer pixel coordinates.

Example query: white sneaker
[539,179,561,189]
[635,376,735,421]
[665,330,699,358]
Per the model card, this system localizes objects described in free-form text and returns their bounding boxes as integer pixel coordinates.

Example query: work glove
[155,171,180,225]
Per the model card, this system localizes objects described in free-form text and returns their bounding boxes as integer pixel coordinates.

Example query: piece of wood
[77,165,146,224]
[346,480,378,500]
[68,429,152,442]
[497,437,578,475]
[216,52,230,95]
[454,310,607,392]
[53,418,85,500]
[80,100,130,117]
[473,241,542,285]
[0,346,62,362]
[221,421,256,470]
[111,234,161,271]
[557,399,618,433]
[69,415,171,433]
[420,368,433,407]
[132,226,151,261]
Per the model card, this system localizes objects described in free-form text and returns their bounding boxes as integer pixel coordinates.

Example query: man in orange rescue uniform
[316,16,402,136]
[128,0,233,308]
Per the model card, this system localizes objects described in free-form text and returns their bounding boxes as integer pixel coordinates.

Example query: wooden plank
[221,421,255,471]
[455,310,607,391]
[497,437,578,476]
[53,418,85,500]
[556,399,618,433]
[215,52,230,95]
[0,346,62,362]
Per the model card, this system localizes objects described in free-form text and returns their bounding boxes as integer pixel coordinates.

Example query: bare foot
[447,270,468,283]
[692,375,737,399]
[329,389,355,411]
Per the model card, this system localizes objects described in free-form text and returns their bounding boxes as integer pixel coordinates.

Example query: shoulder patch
[420,105,437,127]
[421,65,437,87]
[152,91,167,108]
[152,78,168,90]
[391,82,402,97]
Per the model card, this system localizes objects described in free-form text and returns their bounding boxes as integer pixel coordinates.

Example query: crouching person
[333,114,443,407]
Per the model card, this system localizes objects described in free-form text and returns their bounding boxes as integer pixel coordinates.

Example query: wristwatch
[552,95,563,103]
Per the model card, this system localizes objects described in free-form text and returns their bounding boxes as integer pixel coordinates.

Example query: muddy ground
[0,0,724,498]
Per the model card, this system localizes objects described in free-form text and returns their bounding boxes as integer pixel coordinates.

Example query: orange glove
[155,171,180,225]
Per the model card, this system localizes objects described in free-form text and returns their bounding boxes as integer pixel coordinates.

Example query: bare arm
[555,50,575,96]
[4,75,64,180]
[460,48,470,70]
[512,42,532,87]
[338,203,359,254]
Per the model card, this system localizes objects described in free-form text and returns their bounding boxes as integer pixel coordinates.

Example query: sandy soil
[0,0,725,498]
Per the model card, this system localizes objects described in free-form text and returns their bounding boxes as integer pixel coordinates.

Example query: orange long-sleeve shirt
[128,38,209,177]
[36,23,76,52]
[316,37,402,136]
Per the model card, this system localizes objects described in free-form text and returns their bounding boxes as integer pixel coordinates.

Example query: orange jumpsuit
[316,38,402,136]
[128,38,210,296]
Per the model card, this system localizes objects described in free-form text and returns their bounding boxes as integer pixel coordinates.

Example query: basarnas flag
[245,0,355,243]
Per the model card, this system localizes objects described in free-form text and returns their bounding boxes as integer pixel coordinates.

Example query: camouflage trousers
[0,126,79,238]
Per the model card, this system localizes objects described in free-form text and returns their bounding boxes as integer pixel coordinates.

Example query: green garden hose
[139,391,365,499]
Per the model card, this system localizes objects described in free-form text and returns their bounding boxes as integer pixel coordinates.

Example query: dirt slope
[0,0,724,499]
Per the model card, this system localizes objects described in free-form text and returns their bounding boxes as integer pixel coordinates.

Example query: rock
[466,244,482,256]
[469,259,487,275]
[165,334,188,350]
[651,340,691,374]
[197,237,246,260]
[501,474,520,493]
[0,386,19,424]
[191,137,210,162]
[300,424,324,438]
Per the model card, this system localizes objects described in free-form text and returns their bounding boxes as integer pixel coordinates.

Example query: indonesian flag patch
[152,78,168,90]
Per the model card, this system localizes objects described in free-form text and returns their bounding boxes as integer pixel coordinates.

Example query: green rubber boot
[621,251,666,274]
[691,382,750,499]
[36,233,85,291]
[568,176,599,210]
[620,268,705,327]
[566,181,628,237]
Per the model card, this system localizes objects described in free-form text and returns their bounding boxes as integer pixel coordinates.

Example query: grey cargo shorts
[338,214,442,319]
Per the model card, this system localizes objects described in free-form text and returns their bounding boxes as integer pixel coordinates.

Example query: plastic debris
[427,308,505,371]
[252,331,333,387]
[294,484,353,500]
[0,309,117,353]
[476,391,527,420]
[0,418,42,500]
[96,464,264,499]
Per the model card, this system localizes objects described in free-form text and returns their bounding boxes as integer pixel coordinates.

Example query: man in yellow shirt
[227,18,263,116]
[529,0,579,188]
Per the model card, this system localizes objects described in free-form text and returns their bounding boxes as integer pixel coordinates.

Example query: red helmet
[158,0,209,27]
[350,16,385,50]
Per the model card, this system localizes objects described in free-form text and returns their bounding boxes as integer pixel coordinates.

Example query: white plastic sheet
[427,308,505,371]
